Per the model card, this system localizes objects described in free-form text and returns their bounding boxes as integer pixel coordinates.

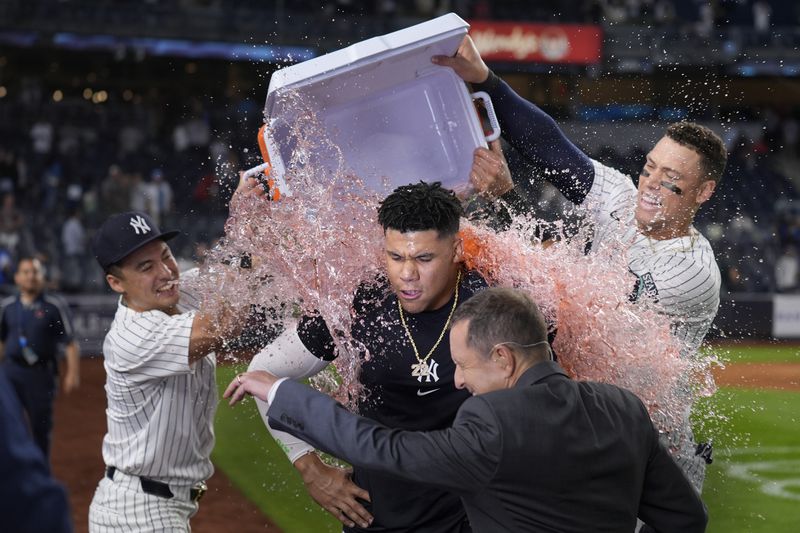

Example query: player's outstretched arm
[225,364,374,529]
[187,171,270,364]
[434,36,595,205]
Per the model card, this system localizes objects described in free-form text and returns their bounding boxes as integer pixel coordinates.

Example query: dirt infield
[712,362,800,391]
[51,357,281,532]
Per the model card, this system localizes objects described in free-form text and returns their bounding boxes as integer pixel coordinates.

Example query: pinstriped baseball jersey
[99,268,216,486]
[585,160,721,356]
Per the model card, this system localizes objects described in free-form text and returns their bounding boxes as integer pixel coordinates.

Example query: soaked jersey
[584,159,721,356]
[297,270,487,533]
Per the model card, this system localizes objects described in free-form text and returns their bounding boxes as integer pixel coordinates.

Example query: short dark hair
[105,264,123,278]
[451,287,548,359]
[665,122,727,183]
[377,181,462,236]
[15,256,42,273]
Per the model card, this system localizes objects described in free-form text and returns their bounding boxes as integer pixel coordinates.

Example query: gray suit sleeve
[267,379,501,493]
[638,424,708,532]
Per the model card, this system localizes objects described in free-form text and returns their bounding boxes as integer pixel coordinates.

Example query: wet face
[635,136,716,239]
[14,258,45,295]
[450,320,507,395]
[106,240,180,314]
[384,228,462,314]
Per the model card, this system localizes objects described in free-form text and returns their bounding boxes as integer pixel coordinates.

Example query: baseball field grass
[213,343,800,532]
[704,342,800,364]
[696,342,800,533]
[213,365,339,532]
[695,388,800,533]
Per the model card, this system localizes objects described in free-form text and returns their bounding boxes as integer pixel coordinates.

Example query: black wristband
[473,70,502,93]
[499,187,526,214]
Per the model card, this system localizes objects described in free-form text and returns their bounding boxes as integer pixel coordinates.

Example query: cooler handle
[471,91,501,142]
[242,162,270,180]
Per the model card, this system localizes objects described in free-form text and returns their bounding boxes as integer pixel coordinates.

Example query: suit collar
[515,360,569,387]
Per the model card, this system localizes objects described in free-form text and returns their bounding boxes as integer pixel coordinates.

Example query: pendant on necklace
[411,362,430,378]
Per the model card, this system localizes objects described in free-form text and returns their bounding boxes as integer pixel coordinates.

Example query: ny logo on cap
[129,215,151,235]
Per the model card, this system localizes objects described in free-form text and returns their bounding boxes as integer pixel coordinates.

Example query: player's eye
[640,168,651,177]
[416,256,432,263]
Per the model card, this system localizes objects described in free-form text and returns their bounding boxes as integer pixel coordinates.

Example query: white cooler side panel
[319,69,482,193]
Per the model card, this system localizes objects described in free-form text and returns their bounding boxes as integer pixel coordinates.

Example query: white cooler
[259,13,499,197]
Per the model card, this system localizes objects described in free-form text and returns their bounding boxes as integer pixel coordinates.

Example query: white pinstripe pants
[88,475,199,532]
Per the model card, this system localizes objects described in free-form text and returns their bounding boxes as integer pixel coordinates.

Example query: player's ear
[696,179,716,205]
[106,273,125,295]
[452,235,464,264]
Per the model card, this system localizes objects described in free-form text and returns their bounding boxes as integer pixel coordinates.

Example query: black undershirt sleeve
[297,314,337,361]
[474,71,595,205]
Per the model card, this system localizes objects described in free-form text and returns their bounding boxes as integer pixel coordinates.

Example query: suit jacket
[0,370,72,533]
[268,361,707,533]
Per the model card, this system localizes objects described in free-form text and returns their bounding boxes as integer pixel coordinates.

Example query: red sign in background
[468,21,603,65]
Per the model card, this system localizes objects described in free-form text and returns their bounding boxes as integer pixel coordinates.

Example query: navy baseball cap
[92,211,180,270]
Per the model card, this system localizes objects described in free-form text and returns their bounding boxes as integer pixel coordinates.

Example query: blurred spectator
[41,161,62,214]
[0,149,18,194]
[100,165,131,217]
[60,208,88,293]
[147,169,174,227]
[30,119,53,156]
[0,193,25,263]
[775,245,799,292]
[118,122,145,156]
[0,249,13,290]
[752,0,772,45]
[129,171,149,213]
[696,3,715,39]
[653,0,676,26]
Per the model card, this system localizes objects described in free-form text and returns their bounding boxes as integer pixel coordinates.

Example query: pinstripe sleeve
[105,311,195,383]
[584,160,637,217]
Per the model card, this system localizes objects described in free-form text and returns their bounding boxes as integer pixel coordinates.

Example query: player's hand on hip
[431,35,490,84]
[223,370,278,405]
[295,453,373,529]
[470,140,513,197]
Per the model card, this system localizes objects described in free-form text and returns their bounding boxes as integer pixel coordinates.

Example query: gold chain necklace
[398,269,461,378]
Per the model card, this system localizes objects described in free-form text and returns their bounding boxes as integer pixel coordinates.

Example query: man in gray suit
[226,288,707,532]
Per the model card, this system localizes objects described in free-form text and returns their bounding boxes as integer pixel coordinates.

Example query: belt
[105,466,206,503]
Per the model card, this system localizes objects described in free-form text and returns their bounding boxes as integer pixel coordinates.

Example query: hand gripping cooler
[247,13,500,198]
